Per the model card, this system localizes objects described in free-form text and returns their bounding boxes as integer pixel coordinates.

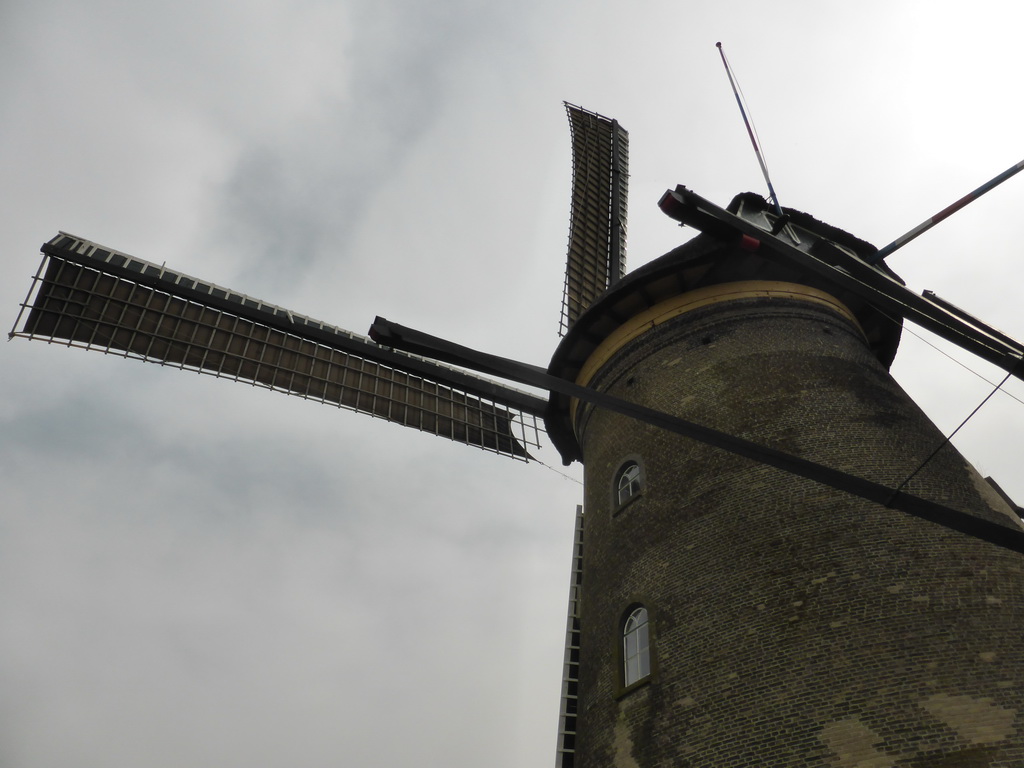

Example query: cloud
[3,1,1024,766]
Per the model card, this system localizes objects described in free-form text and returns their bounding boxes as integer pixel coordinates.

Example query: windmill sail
[560,103,629,335]
[12,234,545,459]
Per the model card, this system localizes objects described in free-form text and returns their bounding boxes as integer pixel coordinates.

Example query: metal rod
[888,366,1016,502]
[870,157,1024,263]
[716,42,783,217]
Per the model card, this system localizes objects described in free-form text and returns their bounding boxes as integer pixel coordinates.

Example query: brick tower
[547,193,1024,766]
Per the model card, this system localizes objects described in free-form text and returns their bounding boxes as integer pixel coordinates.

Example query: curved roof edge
[544,192,905,464]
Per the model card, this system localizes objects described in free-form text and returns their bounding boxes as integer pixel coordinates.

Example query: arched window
[616,461,642,506]
[622,606,651,687]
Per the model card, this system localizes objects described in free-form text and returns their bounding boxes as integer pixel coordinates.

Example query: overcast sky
[3,2,1024,767]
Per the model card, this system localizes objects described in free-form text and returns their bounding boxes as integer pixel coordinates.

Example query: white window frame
[622,606,651,687]
[616,461,643,507]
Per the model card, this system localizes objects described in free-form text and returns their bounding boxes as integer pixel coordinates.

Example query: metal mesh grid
[560,104,629,336]
[13,252,540,459]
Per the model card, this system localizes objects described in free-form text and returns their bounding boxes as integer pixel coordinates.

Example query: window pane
[625,656,639,686]
[617,462,641,505]
[623,606,651,687]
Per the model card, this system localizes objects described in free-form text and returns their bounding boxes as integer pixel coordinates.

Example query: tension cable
[888,365,1017,503]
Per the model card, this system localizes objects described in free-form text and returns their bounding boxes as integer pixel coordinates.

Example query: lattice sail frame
[555,504,584,768]
[12,234,544,459]
[560,103,629,335]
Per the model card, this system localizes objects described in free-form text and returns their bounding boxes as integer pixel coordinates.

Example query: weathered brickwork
[573,296,1024,767]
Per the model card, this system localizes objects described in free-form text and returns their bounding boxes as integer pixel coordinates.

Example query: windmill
[10,105,625,462]
[11,103,1024,766]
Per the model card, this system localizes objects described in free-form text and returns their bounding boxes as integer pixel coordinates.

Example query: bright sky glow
[3,2,1024,766]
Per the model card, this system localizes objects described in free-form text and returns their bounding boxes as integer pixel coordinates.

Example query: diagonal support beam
[370,316,1024,557]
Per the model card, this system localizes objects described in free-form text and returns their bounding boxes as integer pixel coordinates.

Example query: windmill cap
[544,191,905,464]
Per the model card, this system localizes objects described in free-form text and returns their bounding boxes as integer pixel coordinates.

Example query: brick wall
[573,295,1024,767]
